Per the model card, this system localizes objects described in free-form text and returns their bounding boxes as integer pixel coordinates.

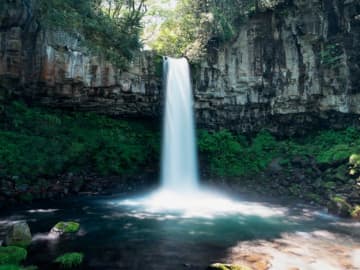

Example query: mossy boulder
[351,205,360,220]
[54,252,84,269]
[0,246,27,265]
[4,222,32,247]
[51,222,80,235]
[349,154,360,176]
[208,263,252,270]
[327,196,352,217]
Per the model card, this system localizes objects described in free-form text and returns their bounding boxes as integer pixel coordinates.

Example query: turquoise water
[2,192,357,270]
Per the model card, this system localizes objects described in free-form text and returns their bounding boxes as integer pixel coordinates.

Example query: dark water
[1,191,359,270]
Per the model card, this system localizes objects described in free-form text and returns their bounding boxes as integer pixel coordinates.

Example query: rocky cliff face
[1,0,360,134]
[194,0,360,135]
[0,0,161,118]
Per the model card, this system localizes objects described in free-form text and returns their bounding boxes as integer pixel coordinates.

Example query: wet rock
[327,196,352,217]
[4,221,32,247]
[351,205,360,220]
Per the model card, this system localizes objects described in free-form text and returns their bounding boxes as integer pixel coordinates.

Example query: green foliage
[0,247,27,265]
[147,0,203,57]
[0,101,160,180]
[54,253,83,269]
[198,127,360,177]
[0,266,21,270]
[54,222,80,233]
[145,0,260,58]
[35,0,146,68]
[198,129,277,176]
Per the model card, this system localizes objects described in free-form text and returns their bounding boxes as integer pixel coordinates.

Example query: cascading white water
[161,57,199,191]
[118,57,285,218]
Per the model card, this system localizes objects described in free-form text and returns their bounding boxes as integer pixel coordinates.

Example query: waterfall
[161,57,199,191]
[118,57,284,218]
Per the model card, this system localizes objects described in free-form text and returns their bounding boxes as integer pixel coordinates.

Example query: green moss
[54,222,80,233]
[350,154,360,166]
[0,246,27,265]
[0,265,22,270]
[0,266,38,270]
[54,253,83,269]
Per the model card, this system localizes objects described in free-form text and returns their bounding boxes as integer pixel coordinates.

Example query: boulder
[4,222,32,247]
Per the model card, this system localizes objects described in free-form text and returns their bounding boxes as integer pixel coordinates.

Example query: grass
[54,253,83,269]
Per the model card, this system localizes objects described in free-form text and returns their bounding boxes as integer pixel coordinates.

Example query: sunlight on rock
[227,230,358,270]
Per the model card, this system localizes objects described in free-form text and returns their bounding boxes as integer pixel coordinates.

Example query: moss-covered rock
[349,154,360,177]
[351,205,360,220]
[0,246,27,265]
[51,222,80,235]
[327,196,352,217]
[208,263,252,270]
[4,222,32,247]
[54,252,83,269]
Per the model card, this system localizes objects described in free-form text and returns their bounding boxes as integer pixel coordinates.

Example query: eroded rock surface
[194,0,360,135]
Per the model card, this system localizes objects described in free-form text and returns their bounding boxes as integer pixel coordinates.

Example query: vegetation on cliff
[35,0,146,68]
[0,101,159,181]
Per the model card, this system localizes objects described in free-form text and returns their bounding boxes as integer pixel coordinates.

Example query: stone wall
[1,0,360,135]
[193,0,360,135]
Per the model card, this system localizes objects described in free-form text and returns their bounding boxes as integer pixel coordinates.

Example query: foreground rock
[226,231,360,270]
[4,222,32,247]
[50,222,80,236]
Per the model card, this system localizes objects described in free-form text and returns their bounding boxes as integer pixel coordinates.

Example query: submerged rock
[4,222,32,247]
